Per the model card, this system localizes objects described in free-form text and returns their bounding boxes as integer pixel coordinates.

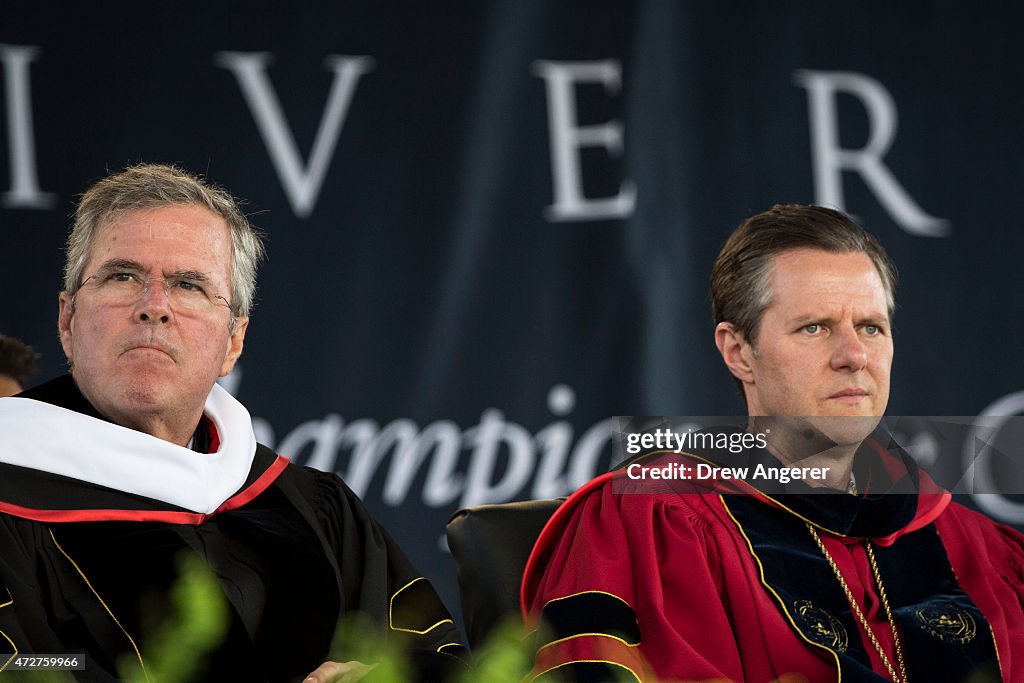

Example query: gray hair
[64,163,265,318]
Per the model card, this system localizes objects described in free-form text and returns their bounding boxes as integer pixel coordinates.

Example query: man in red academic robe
[522,205,1024,682]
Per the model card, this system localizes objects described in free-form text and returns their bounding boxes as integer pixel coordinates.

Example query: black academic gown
[0,375,465,682]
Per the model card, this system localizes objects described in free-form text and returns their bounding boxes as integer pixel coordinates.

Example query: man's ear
[220,316,249,377]
[714,322,755,384]
[58,292,75,364]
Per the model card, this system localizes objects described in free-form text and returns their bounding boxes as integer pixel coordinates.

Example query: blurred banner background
[3,2,1023,623]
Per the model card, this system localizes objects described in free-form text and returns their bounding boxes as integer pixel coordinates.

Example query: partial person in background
[0,334,38,397]
[0,164,465,682]
[523,205,1023,682]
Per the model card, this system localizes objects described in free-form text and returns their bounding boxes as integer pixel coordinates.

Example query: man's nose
[135,279,172,324]
[830,325,868,372]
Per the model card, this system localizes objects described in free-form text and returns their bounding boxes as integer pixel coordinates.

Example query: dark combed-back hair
[0,334,39,383]
[710,204,897,346]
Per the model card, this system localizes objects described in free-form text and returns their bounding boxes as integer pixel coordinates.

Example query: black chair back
[446,499,563,649]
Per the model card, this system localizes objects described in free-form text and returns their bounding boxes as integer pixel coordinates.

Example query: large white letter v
[215,52,374,218]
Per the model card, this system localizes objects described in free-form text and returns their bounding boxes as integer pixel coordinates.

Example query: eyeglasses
[77,265,233,314]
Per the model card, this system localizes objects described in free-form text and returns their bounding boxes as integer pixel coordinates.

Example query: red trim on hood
[213,454,289,514]
[0,455,290,524]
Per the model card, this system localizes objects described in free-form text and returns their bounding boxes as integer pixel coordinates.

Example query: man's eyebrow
[789,313,889,326]
[95,260,212,282]
[170,270,211,282]
[97,258,145,272]
[790,313,835,325]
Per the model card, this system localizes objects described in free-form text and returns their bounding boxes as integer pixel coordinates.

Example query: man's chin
[756,415,882,459]
[118,389,172,415]
[807,414,882,448]
[111,371,181,414]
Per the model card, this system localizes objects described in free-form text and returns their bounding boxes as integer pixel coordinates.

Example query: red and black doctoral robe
[522,441,1023,682]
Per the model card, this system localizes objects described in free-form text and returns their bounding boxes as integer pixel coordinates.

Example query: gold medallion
[793,599,849,652]
[915,603,977,644]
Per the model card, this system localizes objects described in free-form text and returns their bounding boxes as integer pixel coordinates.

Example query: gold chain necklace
[807,523,908,683]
